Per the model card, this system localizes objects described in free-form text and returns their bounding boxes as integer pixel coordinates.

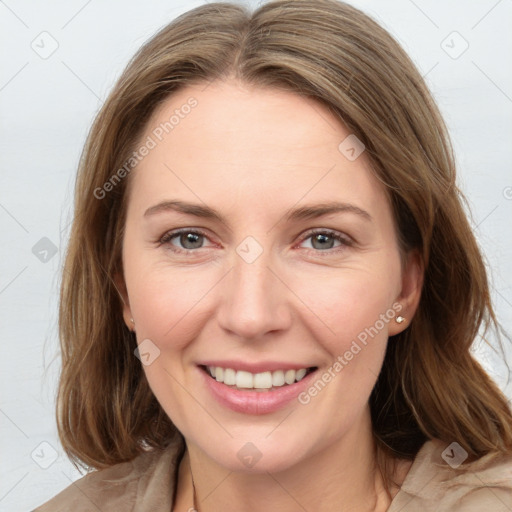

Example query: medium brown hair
[57,0,512,489]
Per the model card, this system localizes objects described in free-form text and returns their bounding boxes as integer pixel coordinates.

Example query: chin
[196,431,318,474]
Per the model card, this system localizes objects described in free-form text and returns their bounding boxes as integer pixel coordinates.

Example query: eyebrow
[143,200,372,223]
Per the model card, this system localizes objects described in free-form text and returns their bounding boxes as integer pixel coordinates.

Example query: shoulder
[33,436,185,512]
[389,439,512,512]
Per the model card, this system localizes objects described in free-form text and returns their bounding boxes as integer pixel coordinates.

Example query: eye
[299,230,353,252]
[159,229,214,252]
[158,228,353,255]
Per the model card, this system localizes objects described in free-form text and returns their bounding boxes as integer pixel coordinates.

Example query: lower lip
[199,366,317,415]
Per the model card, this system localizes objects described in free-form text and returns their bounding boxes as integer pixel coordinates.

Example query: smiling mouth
[200,365,317,392]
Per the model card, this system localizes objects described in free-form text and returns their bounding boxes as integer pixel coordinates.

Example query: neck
[176,408,403,512]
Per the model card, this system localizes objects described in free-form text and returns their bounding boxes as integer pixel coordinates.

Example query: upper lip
[198,360,318,373]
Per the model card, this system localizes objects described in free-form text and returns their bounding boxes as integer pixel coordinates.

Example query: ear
[388,249,424,336]
[113,271,134,331]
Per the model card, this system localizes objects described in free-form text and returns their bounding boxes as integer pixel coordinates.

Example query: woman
[35,0,512,510]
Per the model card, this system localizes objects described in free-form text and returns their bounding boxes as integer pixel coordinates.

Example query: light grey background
[1,0,511,510]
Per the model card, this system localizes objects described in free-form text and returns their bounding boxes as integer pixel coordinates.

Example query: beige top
[35,437,512,511]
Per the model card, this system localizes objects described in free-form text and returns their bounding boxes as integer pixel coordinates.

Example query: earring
[396,316,405,324]
[130,317,135,324]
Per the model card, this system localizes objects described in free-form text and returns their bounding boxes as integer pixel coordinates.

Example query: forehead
[127,79,389,222]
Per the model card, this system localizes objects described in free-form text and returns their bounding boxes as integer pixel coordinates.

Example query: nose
[216,251,293,341]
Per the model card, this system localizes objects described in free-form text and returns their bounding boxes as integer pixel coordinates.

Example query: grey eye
[174,232,204,249]
[310,233,336,250]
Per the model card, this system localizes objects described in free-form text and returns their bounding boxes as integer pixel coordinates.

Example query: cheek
[290,265,399,356]
[127,263,222,349]
[127,265,217,432]
[291,269,397,436]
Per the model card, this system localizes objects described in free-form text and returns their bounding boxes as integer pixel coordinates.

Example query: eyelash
[158,228,354,256]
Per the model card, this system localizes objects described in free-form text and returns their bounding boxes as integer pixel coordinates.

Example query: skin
[116,79,423,512]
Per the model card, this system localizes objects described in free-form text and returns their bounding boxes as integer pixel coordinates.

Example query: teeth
[284,369,296,385]
[205,366,311,389]
[272,370,285,387]
[223,368,236,386]
[235,370,253,389]
[253,371,272,389]
[295,368,307,380]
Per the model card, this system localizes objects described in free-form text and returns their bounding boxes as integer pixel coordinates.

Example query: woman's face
[119,79,420,473]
